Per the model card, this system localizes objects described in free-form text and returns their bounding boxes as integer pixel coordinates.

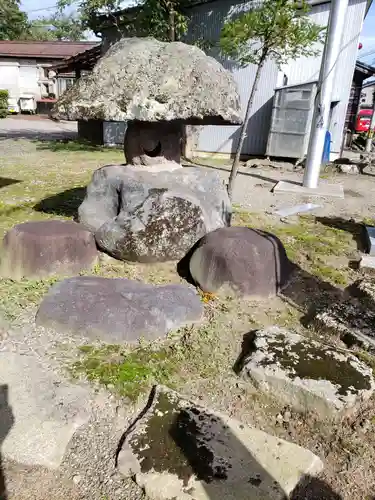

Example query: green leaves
[220,0,325,67]
[27,14,86,41]
[0,0,29,40]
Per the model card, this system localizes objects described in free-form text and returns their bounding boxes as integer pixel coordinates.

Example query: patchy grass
[0,139,123,236]
[71,344,179,401]
[232,209,359,287]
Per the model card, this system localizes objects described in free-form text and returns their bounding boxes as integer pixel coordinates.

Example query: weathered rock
[117,386,323,500]
[0,351,92,468]
[365,225,375,255]
[315,299,375,350]
[0,220,98,280]
[240,327,375,418]
[189,226,293,298]
[53,38,241,125]
[337,164,360,174]
[124,121,183,165]
[351,277,375,302]
[79,165,231,262]
[36,276,203,343]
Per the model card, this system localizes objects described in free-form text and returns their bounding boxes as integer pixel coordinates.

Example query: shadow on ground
[188,161,284,185]
[117,386,342,500]
[0,131,77,142]
[34,187,86,218]
[315,216,366,252]
[35,139,109,153]
[0,384,14,500]
[0,178,21,189]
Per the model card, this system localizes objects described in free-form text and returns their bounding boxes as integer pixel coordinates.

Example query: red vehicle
[355,107,375,133]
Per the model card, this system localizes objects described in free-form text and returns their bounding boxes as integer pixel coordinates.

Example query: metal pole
[365,96,375,153]
[303,0,349,188]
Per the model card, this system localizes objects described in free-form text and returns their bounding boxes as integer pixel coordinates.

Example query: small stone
[315,300,375,350]
[240,326,375,419]
[365,226,375,256]
[359,255,375,271]
[337,164,360,174]
[72,474,82,485]
[117,386,323,500]
[283,410,292,423]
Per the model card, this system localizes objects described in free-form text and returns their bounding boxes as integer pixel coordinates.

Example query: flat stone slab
[239,327,374,418]
[365,225,375,255]
[273,180,344,199]
[315,300,375,350]
[117,386,323,500]
[0,352,91,468]
[0,220,98,280]
[359,255,375,271]
[36,276,203,343]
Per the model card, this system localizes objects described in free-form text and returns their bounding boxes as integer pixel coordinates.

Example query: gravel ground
[190,159,375,220]
[0,311,144,500]
[0,117,77,141]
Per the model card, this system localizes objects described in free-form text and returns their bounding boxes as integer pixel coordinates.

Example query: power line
[25,5,59,13]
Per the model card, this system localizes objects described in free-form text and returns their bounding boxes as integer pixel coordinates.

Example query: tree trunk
[169,8,175,41]
[227,55,267,200]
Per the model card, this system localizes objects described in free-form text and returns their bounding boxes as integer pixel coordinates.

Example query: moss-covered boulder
[240,327,375,419]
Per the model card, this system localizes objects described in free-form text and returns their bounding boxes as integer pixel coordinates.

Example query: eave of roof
[356,60,375,76]
[0,41,97,59]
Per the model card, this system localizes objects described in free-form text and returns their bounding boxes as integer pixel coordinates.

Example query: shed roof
[53,45,101,73]
[0,41,98,59]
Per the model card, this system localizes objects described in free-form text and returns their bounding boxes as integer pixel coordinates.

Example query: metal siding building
[186,0,368,158]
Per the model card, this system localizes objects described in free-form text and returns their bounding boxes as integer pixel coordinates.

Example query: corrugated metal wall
[186,0,367,156]
[284,0,367,155]
[186,0,280,156]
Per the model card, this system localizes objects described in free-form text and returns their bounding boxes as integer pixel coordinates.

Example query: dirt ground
[1,137,375,499]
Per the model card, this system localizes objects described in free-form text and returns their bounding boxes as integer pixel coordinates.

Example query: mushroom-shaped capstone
[53,37,242,164]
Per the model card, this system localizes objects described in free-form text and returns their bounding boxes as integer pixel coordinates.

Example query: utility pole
[365,94,375,153]
[303,0,349,188]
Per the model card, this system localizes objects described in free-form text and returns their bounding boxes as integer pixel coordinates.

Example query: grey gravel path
[0,311,145,500]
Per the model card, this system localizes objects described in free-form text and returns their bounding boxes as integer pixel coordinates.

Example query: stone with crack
[117,386,323,500]
[240,327,375,418]
[79,164,231,262]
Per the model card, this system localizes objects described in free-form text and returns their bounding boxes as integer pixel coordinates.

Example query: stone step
[117,386,324,500]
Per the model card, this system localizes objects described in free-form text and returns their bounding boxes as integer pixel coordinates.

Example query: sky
[359,2,375,65]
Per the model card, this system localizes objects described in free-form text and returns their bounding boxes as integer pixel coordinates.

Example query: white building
[0,41,97,102]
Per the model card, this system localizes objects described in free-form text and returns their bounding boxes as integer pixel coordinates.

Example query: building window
[57,77,75,97]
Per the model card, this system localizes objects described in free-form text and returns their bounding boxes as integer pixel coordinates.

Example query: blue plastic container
[322,130,331,165]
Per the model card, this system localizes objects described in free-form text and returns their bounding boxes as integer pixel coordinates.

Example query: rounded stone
[189,226,293,298]
[0,220,98,280]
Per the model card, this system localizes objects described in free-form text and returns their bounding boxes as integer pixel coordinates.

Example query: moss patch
[71,345,179,401]
[128,390,228,485]
[259,335,372,395]
[232,210,359,287]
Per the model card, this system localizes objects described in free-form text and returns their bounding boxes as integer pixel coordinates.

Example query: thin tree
[220,0,324,199]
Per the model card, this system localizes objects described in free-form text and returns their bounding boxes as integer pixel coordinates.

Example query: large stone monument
[52,37,242,262]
